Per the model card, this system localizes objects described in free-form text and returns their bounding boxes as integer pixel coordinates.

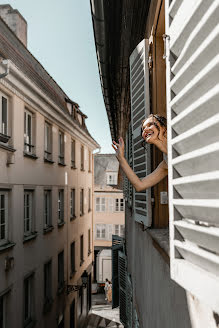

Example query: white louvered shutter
[130,39,151,226]
[165,0,219,313]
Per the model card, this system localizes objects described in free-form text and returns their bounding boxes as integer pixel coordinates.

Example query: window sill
[23,232,38,243]
[80,169,85,172]
[44,158,54,164]
[0,241,16,253]
[71,165,77,170]
[80,213,84,217]
[43,226,54,234]
[57,221,65,228]
[58,162,66,167]
[0,133,10,143]
[70,215,77,221]
[57,283,65,295]
[88,170,92,173]
[0,143,16,152]
[43,298,53,314]
[23,152,38,160]
[80,260,84,267]
[147,228,170,266]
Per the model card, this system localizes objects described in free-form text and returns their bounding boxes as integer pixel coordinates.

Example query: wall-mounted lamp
[67,270,88,294]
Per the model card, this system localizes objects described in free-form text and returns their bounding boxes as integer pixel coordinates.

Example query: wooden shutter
[112,235,124,309]
[165,0,219,312]
[118,251,127,326]
[130,39,152,226]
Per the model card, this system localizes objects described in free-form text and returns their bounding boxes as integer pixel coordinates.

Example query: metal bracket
[140,221,148,232]
[162,34,170,59]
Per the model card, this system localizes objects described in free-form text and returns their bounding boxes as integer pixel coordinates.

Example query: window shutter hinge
[162,34,170,59]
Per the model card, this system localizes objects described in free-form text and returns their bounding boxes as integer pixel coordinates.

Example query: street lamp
[67,270,88,294]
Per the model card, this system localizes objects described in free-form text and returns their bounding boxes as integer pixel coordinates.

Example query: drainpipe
[0,60,10,79]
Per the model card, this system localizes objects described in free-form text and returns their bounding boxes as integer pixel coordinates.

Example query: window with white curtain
[95,224,106,239]
[95,197,106,212]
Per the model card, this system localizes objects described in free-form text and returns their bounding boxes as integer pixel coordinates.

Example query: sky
[0,0,113,153]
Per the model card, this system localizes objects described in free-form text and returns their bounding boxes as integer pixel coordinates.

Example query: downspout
[0,60,10,79]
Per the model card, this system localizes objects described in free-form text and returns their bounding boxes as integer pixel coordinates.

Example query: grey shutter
[123,131,129,201]
[126,275,133,328]
[128,123,133,207]
[165,0,219,312]
[130,39,152,226]
[118,251,127,326]
[112,235,124,309]
[133,309,140,328]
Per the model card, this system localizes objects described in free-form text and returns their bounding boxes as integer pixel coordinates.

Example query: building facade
[0,5,99,328]
[91,0,219,328]
[93,154,125,282]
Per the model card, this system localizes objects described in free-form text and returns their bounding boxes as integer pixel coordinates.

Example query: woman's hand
[112,137,125,160]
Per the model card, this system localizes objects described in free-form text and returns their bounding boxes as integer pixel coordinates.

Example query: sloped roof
[94,153,119,186]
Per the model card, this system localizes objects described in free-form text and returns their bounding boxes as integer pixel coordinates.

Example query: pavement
[83,292,123,328]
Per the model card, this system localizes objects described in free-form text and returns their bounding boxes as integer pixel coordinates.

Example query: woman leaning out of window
[112,114,168,192]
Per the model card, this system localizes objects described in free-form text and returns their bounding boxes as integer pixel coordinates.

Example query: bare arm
[112,138,168,192]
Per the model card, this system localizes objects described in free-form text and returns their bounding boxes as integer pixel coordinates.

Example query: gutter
[90,0,115,140]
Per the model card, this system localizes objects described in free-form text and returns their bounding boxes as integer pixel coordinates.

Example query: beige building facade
[0,5,99,328]
[93,154,124,282]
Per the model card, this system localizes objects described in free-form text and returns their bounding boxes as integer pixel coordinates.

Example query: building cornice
[0,60,99,150]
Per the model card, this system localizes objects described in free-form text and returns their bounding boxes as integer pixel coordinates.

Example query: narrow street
[84,293,123,328]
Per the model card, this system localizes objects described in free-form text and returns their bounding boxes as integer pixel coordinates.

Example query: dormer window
[106,172,117,185]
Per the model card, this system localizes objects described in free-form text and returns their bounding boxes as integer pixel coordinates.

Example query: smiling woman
[112,114,168,192]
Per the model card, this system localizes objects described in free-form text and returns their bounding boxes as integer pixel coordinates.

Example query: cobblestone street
[84,293,123,327]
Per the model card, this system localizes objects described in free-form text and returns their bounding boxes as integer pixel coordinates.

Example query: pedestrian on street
[112,114,168,191]
[107,281,112,303]
[104,278,109,300]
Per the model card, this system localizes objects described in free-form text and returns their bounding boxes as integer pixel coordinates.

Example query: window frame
[88,229,91,255]
[70,189,76,219]
[0,191,8,246]
[95,224,106,240]
[95,197,106,212]
[44,122,52,161]
[70,241,76,274]
[106,172,117,185]
[80,235,84,265]
[88,188,91,212]
[23,274,34,327]
[44,190,52,229]
[58,251,64,290]
[24,191,33,236]
[58,131,65,165]
[24,109,35,154]
[71,139,76,168]
[80,145,84,171]
[44,260,52,304]
[58,189,64,225]
[80,189,84,216]
[0,92,10,143]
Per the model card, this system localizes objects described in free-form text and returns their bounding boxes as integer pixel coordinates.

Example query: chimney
[0,5,27,47]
